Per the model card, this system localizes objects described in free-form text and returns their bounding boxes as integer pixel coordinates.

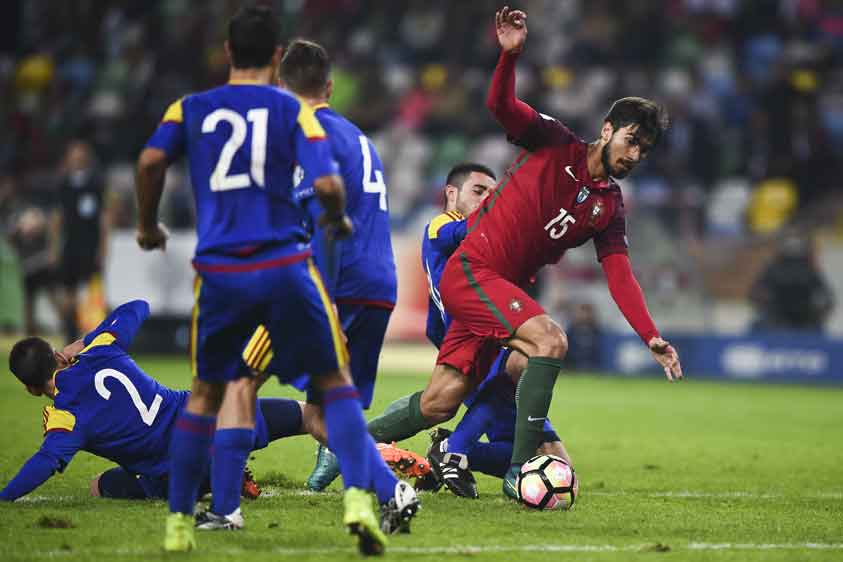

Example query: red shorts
[436,252,545,382]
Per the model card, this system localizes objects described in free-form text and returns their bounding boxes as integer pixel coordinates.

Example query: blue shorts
[263,303,392,409]
[192,256,348,383]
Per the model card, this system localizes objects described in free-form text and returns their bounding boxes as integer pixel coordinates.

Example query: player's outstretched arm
[84,300,151,350]
[487,7,536,141]
[0,450,63,501]
[135,147,170,251]
[495,6,527,54]
[647,336,683,382]
[601,253,683,381]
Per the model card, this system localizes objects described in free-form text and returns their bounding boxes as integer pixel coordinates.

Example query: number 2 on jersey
[359,135,387,211]
[95,369,163,426]
[202,108,268,191]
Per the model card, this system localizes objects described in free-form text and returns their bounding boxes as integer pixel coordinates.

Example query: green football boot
[502,464,521,500]
[164,512,196,552]
[306,443,341,491]
[344,487,388,556]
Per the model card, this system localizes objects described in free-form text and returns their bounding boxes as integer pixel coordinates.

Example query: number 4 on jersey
[359,135,387,211]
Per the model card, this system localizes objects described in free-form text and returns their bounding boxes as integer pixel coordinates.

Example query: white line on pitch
[587,490,843,499]
[10,543,843,558]
[688,543,843,551]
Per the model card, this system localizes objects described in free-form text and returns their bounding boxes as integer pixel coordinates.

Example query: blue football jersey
[145,81,336,266]
[421,211,466,347]
[41,301,187,478]
[295,104,396,306]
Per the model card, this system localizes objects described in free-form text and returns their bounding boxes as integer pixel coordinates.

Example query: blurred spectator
[54,139,109,342]
[2,1,842,336]
[747,177,799,234]
[565,302,603,371]
[3,0,841,228]
[8,205,61,334]
[750,233,834,332]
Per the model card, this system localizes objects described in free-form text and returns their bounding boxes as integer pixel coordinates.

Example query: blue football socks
[448,398,498,456]
[467,441,512,478]
[323,385,370,490]
[210,428,254,516]
[168,412,215,515]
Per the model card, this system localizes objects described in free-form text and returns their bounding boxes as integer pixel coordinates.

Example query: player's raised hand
[496,6,528,53]
[319,213,354,240]
[137,222,170,251]
[648,336,684,382]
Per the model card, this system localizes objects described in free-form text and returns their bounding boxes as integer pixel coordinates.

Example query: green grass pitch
[1,354,841,561]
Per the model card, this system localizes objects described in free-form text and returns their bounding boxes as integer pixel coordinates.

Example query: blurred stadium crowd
[1,0,841,338]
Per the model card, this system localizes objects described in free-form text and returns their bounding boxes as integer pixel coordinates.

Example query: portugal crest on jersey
[588,200,605,227]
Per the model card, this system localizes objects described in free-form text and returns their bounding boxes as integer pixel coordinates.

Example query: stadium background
[1,0,842,382]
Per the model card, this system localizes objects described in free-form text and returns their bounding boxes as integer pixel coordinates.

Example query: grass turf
[0,353,841,561]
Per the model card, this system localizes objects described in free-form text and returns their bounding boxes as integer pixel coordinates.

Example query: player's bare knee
[505,350,529,382]
[313,366,353,391]
[227,375,255,393]
[536,326,568,359]
[420,400,457,424]
[420,390,460,424]
[187,378,224,414]
[421,365,467,423]
[301,402,325,443]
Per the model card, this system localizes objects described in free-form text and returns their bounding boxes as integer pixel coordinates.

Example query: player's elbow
[485,94,505,118]
[136,148,168,177]
[313,174,345,201]
[485,92,497,113]
[126,299,151,317]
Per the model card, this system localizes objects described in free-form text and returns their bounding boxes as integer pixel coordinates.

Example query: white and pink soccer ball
[516,454,579,510]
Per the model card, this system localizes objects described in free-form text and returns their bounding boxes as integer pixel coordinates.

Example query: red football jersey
[462,114,628,286]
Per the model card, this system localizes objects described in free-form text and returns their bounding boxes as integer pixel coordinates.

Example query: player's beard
[601,143,628,179]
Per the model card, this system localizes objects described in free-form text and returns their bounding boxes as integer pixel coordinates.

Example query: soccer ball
[516,455,578,510]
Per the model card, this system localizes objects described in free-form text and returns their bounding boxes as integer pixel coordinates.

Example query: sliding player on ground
[0,301,306,502]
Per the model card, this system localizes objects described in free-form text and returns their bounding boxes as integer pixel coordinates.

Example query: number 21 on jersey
[202,108,268,191]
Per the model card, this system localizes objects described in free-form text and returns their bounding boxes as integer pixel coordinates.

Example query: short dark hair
[228,5,279,69]
[9,337,56,388]
[279,39,331,98]
[446,163,496,190]
[604,97,670,146]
